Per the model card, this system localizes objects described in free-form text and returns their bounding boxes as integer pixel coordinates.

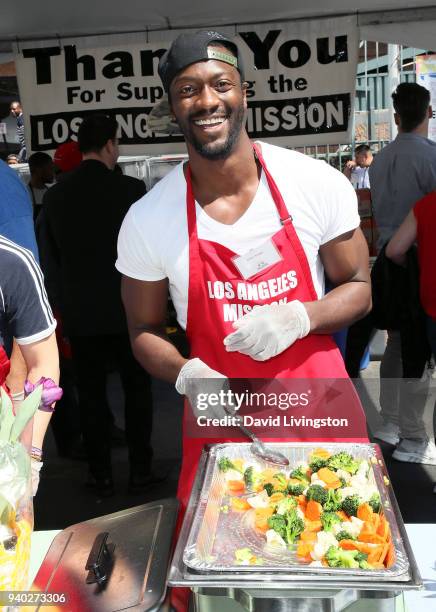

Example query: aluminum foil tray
[183,443,410,581]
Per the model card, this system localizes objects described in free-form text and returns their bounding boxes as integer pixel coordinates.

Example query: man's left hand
[223,300,310,361]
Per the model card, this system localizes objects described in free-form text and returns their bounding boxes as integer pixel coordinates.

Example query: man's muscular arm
[121,276,187,384]
[305,227,371,333]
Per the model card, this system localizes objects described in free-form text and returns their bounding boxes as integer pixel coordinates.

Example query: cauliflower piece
[311,531,338,561]
[265,529,287,549]
[309,560,324,568]
[346,516,364,538]
[336,469,352,483]
[356,460,369,479]
[310,474,327,488]
[224,469,244,481]
[247,490,270,508]
[296,507,305,520]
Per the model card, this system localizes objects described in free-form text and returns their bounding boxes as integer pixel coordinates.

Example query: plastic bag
[0,385,42,594]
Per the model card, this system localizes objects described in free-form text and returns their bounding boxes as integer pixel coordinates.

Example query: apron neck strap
[252,142,293,226]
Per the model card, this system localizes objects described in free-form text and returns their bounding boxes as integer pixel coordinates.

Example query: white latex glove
[31,458,43,496]
[175,358,230,419]
[223,300,311,361]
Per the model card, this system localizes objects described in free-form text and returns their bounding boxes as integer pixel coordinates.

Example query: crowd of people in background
[1,77,436,498]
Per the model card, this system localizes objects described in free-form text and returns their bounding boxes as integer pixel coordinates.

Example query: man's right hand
[345,160,357,169]
[175,358,230,418]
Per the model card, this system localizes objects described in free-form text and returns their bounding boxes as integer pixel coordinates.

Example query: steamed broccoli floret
[290,467,309,483]
[267,510,304,545]
[267,514,287,540]
[287,482,306,496]
[218,457,241,472]
[368,493,381,514]
[306,484,328,505]
[323,489,342,512]
[263,483,275,497]
[243,466,254,488]
[273,472,288,488]
[326,452,360,475]
[308,456,328,472]
[276,496,297,515]
[341,495,361,517]
[320,511,341,532]
[355,551,371,569]
[285,509,305,544]
[336,530,356,542]
[325,545,359,569]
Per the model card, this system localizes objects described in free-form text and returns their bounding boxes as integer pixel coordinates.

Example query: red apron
[0,345,10,389]
[172,144,368,611]
[177,143,367,511]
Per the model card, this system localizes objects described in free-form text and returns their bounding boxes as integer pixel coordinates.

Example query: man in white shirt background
[343,144,373,189]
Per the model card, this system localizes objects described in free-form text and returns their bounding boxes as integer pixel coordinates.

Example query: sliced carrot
[230,497,251,512]
[304,519,322,532]
[300,530,318,542]
[385,541,396,568]
[336,510,350,522]
[227,480,245,493]
[378,543,390,565]
[297,541,314,557]
[254,507,274,518]
[269,492,285,503]
[297,495,307,505]
[362,521,376,534]
[339,539,359,550]
[317,467,339,484]
[357,503,374,522]
[305,500,323,521]
[371,561,385,569]
[311,448,331,459]
[377,515,390,541]
[368,546,384,564]
[355,541,379,555]
[254,517,270,532]
[358,532,385,545]
[371,512,381,532]
[325,480,342,489]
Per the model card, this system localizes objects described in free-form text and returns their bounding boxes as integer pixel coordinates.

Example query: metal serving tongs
[222,403,289,466]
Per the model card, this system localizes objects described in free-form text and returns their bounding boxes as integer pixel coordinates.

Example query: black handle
[85,532,115,585]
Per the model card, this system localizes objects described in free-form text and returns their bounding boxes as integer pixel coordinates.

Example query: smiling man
[116,30,370,511]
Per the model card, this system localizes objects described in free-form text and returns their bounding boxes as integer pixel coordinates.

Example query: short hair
[355,144,371,155]
[77,114,118,154]
[7,154,18,162]
[392,82,430,132]
[28,151,52,173]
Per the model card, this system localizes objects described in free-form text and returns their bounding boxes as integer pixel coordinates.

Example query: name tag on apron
[232,239,283,280]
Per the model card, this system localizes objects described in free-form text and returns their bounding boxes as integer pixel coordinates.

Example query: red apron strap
[0,345,11,390]
[252,142,319,301]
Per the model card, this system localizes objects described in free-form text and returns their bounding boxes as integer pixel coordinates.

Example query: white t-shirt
[116,142,360,330]
[350,166,370,189]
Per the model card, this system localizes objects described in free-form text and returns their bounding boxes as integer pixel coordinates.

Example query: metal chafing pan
[169,443,422,594]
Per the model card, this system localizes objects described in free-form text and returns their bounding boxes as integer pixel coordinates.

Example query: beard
[178,102,246,160]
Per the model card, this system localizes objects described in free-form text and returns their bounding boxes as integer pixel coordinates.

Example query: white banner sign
[14,17,358,155]
[416,54,436,142]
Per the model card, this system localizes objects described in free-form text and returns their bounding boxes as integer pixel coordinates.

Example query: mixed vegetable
[217,447,396,569]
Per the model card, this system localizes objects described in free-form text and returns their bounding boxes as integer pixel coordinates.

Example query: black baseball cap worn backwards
[158,30,245,92]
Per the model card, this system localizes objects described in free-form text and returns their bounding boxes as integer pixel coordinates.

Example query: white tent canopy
[1,1,436,48]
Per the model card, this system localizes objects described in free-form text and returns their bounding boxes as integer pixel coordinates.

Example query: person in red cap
[53,141,82,175]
